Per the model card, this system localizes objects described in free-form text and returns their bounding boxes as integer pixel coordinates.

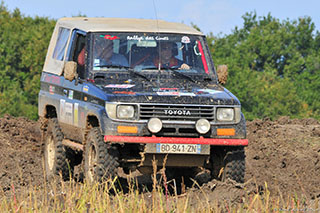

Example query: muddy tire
[84,127,119,183]
[44,118,71,181]
[210,146,245,183]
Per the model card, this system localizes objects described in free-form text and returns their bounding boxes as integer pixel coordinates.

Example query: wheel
[84,127,119,183]
[44,118,72,180]
[210,146,245,183]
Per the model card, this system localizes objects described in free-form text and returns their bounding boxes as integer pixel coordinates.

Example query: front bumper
[104,135,248,146]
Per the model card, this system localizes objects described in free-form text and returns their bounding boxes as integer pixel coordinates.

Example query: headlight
[217,108,234,121]
[105,103,117,119]
[117,105,135,119]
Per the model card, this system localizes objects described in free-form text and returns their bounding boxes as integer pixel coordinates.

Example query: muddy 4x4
[39,18,248,183]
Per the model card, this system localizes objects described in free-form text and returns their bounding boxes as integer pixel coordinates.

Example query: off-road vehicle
[39,17,248,183]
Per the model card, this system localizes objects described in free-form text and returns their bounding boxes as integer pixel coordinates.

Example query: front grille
[139,104,215,121]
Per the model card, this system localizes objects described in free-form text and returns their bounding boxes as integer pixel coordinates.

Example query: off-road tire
[210,146,245,183]
[44,118,72,181]
[84,127,119,183]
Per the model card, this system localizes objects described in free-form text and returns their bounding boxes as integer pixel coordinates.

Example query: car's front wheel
[210,146,245,183]
[84,127,119,183]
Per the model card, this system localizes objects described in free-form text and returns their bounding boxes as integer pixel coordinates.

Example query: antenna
[152,0,161,87]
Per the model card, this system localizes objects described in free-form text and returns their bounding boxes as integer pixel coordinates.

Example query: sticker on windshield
[181,36,190,44]
[93,59,101,70]
[100,35,119,40]
[105,84,135,89]
[127,35,169,41]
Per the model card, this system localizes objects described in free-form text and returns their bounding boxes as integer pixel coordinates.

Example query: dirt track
[0,115,319,203]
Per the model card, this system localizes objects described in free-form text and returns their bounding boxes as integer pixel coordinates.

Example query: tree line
[0,4,319,120]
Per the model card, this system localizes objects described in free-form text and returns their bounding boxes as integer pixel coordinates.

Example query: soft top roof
[56,17,203,35]
[43,17,204,76]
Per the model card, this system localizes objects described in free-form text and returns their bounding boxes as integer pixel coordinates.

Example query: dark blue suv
[39,17,248,183]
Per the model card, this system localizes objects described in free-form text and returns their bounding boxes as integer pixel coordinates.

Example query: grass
[0,160,319,212]
[1,171,319,212]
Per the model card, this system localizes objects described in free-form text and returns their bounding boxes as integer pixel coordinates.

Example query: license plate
[156,144,201,154]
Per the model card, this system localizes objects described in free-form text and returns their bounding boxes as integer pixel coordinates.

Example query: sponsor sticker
[105,84,135,89]
[181,36,190,44]
[68,90,74,99]
[44,75,60,84]
[65,102,73,124]
[83,85,89,93]
[127,35,169,41]
[60,99,65,121]
[157,91,196,96]
[157,92,180,96]
[49,85,55,94]
[113,91,136,95]
[100,35,119,40]
[179,92,196,96]
[197,89,223,95]
[74,103,79,126]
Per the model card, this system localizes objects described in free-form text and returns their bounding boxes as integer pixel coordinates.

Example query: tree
[209,12,319,120]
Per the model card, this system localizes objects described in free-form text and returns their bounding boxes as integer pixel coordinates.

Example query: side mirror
[64,61,78,81]
[217,65,228,84]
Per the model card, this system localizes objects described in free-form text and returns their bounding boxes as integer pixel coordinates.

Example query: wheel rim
[46,135,55,171]
[87,143,97,182]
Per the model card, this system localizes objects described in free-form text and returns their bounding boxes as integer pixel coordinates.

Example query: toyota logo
[164,109,191,116]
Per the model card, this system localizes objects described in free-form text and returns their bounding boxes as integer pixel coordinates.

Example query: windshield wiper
[94,64,129,69]
[94,65,151,81]
[127,68,151,82]
[167,68,197,84]
[141,66,197,84]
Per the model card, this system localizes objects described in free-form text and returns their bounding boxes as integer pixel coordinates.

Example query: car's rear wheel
[44,118,72,180]
[84,127,119,183]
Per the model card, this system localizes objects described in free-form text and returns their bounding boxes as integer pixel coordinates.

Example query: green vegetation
[0,2,55,120]
[0,4,319,120]
[209,12,320,120]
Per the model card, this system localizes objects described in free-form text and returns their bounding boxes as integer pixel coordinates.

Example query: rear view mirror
[217,65,228,84]
[64,61,77,81]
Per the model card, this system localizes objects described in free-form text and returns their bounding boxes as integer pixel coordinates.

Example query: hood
[94,72,240,105]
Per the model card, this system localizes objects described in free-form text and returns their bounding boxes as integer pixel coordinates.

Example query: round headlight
[195,119,210,134]
[148,118,162,133]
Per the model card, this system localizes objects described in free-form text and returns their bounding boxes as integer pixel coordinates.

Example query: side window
[67,30,86,79]
[52,27,70,60]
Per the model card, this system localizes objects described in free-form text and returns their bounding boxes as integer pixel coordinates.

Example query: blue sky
[2,0,319,35]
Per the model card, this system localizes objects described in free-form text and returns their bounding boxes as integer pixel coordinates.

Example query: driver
[153,42,190,70]
[94,39,128,67]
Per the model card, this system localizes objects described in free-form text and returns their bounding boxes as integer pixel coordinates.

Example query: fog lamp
[148,118,162,133]
[195,119,210,134]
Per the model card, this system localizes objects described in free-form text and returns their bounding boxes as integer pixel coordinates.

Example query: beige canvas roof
[43,17,203,75]
[57,17,203,35]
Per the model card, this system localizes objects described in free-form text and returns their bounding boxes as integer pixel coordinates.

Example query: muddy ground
[0,114,319,206]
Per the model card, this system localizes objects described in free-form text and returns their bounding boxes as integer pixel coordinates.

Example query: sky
[2,0,320,35]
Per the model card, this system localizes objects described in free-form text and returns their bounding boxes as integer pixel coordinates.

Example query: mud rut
[0,114,319,204]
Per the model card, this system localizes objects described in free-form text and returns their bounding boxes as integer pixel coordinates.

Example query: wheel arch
[84,113,102,143]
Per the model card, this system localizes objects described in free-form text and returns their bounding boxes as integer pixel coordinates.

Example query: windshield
[89,32,215,78]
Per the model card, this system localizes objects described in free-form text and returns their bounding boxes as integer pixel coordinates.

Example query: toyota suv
[39,17,248,183]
